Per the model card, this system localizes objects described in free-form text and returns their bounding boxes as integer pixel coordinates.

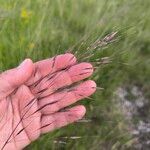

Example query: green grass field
[0,0,149,149]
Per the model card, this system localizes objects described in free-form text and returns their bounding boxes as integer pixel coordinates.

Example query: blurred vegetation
[0,0,149,149]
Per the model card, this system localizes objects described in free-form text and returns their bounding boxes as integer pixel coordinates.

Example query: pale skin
[0,53,96,150]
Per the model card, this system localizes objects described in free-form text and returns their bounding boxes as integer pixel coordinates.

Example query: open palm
[0,53,96,150]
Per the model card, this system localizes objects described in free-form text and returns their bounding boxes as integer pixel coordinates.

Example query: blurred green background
[0,0,149,149]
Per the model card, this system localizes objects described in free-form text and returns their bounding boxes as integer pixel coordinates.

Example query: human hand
[0,53,96,150]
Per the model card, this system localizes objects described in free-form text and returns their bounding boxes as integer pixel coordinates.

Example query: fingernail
[18,59,28,68]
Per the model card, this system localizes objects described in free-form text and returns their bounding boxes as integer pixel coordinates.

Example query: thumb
[0,59,34,99]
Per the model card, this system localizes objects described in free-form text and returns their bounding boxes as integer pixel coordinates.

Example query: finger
[26,53,76,86]
[41,105,86,134]
[31,63,94,98]
[38,80,96,115]
[0,59,33,99]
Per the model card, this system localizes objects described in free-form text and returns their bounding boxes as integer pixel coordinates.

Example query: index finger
[26,53,77,86]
